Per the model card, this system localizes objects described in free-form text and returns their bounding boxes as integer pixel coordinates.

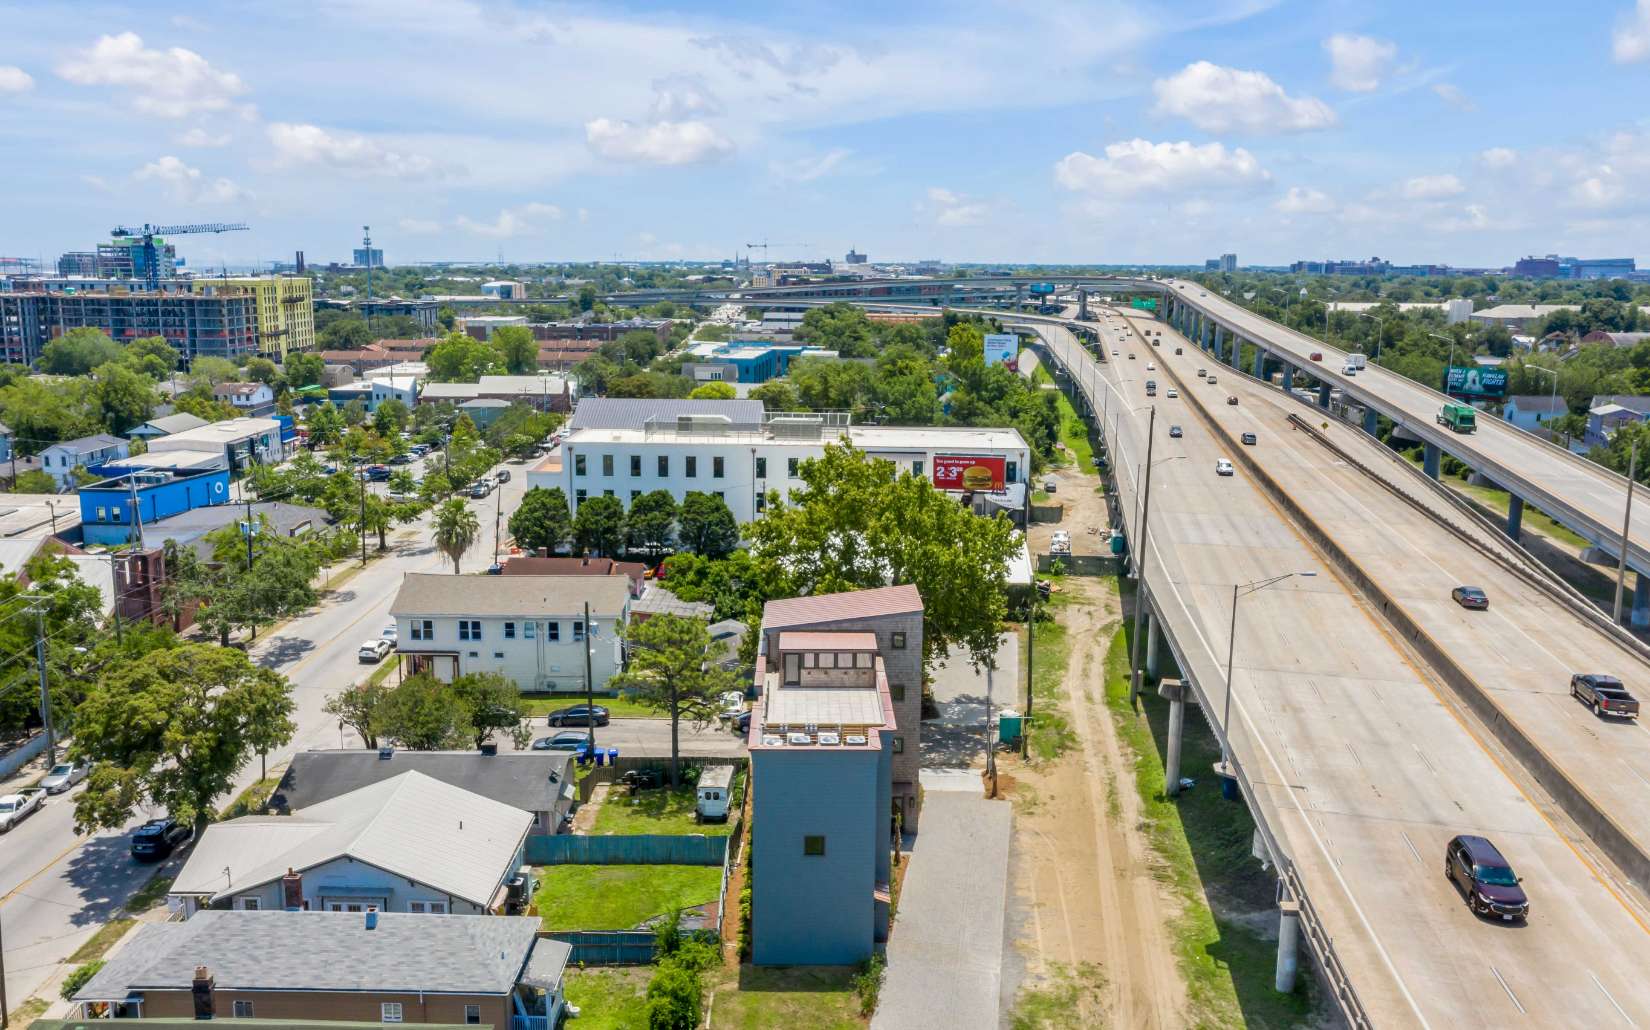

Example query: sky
[4,0,1650,270]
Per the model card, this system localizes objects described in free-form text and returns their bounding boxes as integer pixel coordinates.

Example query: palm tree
[433,498,480,574]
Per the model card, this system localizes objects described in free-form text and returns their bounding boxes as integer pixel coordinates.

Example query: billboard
[983,333,1019,366]
[1028,282,1057,296]
[1443,365,1508,398]
[932,454,1008,492]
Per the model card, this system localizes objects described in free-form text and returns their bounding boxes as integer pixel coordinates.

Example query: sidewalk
[872,770,1012,1030]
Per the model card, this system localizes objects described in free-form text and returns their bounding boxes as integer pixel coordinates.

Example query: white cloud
[1479,147,1518,169]
[398,218,442,234]
[267,122,443,179]
[1569,171,1626,210]
[1324,33,1397,92]
[454,202,562,238]
[1615,1,1650,63]
[584,117,733,165]
[924,187,990,227]
[1152,62,1336,134]
[0,67,33,94]
[649,73,722,121]
[1275,186,1335,213]
[176,127,230,148]
[1054,139,1271,197]
[57,32,247,117]
[1401,174,1466,200]
[1432,83,1475,111]
[770,147,853,183]
[1437,203,1493,232]
[134,155,248,203]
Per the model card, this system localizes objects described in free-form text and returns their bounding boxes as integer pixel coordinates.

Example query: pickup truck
[1571,674,1640,719]
[0,788,44,832]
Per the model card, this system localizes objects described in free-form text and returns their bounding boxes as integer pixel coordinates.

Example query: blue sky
[4,0,1650,269]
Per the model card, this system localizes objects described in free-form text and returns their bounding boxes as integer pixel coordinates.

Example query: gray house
[38,433,129,488]
[129,412,210,441]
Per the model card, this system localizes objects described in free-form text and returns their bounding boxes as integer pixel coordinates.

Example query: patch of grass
[69,917,135,963]
[562,967,651,1030]
[1026,615,1076,761]
[593,779,739,837]
[1034,364,1097,469]
[10,997,47,1023]
[220,774,281,819]
[1009,961,1107,1030]
[127,873,174,913]
[533,864,723,931]
[1402,453,1591,549]
[709,965,865,1029]
[1102,614,1320,1029]
[520,695,666,720]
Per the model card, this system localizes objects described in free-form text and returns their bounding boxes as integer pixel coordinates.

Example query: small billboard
[1442,365,1508,398]
[932,454,1008,492]
[983,333,1019,366]
[1028,282,1057,297]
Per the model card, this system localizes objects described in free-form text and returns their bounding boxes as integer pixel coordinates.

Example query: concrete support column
[1145,610,1160,680]
[1201,317,1211,351]
[1634,574,1650,630]
[1318,382,1332,409]
[1363,408,1379,436]
[1253,347,1267,380]
[1213,326,1225,361]
[1423,441,1441,479]
[1275,901,1301,993]
[1280,363,1295,395]
[1506,494,1524,541]
[1159,679,1187,797]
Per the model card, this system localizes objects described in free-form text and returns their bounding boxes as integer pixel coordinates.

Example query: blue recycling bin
[607,748,618,766]
[594,747,606,767]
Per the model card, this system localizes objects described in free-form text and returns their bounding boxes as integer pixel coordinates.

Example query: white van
[696,764,736,823]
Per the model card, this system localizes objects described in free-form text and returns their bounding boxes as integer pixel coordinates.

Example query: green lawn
[562,967,651,1029]
[533,864,723,931]
[1033,365,1096,469]
[520,695,665,720]
[708,965,865,1030]
[1401,453,1591,549]
[593,779,740,837]
[1024,615,1075,762]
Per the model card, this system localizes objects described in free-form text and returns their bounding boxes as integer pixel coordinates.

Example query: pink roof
[762,585,922,629]
[777,631,879,652]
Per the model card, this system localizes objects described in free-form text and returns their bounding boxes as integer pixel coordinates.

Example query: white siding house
[39,433,129,488]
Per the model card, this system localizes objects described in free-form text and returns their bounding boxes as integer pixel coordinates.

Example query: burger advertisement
[931,454,1007,492]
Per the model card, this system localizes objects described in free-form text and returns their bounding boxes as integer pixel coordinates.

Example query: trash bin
[606,748,618,767]
[997,710,1022,746]
[594,747,606,767]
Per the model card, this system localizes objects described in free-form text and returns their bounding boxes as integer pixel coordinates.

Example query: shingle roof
[1590,395,1650,415]
[73,910,544,1001]
[391,572,631,618]
[172,770,532,908]
[763,585,924,629]
[569,398,763,431]
[46,433,124,455]
[1506,395,1566,414]
[270,749,573,816]
[139,413,210,436]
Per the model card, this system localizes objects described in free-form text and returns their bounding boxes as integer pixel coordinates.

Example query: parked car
[358,639,393,663]
[1043,477,1057,493]
[40,760,91,794]
[731,710,752,735]
[1445,835,1528,921]
[1570,673,1640,719]
[547,704,610,727]
[0,789,44,831]
[1227,396,1239,406]
[495,469,512,483]
[1451,586,1489,611]
[131,817,192,861]
[1241,432,1257,446]
[469,481,493,499]
[1215,459,1235,477]
[381,623,398,647]
[533,730,594,752]
[364,465,391,482]
[388,453,415,465]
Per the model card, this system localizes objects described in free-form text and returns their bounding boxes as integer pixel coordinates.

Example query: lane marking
[1401,832,1423,866]
[1490,965,1525,1016]
[1592,972,1636,1027]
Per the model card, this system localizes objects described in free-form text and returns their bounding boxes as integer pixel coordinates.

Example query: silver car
[40,760,90,794]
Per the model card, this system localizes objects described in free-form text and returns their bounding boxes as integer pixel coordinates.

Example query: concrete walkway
[872,770,1012,1030]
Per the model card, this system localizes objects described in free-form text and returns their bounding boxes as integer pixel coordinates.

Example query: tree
[794,303,876,358]
[688,381,736,400]
[433,498,480,573]
[626,489,677,554]
[306,402,346,447]
[242,356,281,385]
[373,397,410,436]
[676,492,738,558]
[427,331,505,382]
[167,526,322,646]
[451,671,532,749]
[93,363,157,435]
[12,469,56,493]
[510,486,573,555]
[317,318,372,350]
[610,615,739,786]
[373,673,473,750]
[323,679,393,749]
[495,326,539,375]
[188,356,240,388]
[284,352,326,388]
[39,328,121,375]
[578,284,598,311]
[748,381,801,412]
[172,388,237,422]
[573,494,626,557]
[71,644,295,833]
[121,336,180,380]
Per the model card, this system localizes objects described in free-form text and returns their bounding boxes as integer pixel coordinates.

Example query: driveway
[922,633,1018,770]
[873,770,1012,1030]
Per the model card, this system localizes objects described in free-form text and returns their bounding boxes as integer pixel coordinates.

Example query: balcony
[511,1016,551,1030]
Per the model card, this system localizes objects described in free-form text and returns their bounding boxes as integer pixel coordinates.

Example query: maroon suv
[1446,835,1529,922]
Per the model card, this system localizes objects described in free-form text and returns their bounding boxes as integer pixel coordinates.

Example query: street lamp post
[1220,572,1317,768]
[1356,311,1388,361]
[1429,332,1459,389]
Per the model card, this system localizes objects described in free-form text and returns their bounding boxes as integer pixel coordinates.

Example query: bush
[654,907,682,958]
[737,884,752,961]
[62,959,106,1000]
[645,962,702,1030]
[851,954,886,1017]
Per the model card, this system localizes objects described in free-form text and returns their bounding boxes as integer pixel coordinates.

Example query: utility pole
[582,600,598,756]
[493,483,503,569]
[359,471,369,567]
[1022,594,1034,760]
[1128,407,1157,705]
[1614,439,1638,624]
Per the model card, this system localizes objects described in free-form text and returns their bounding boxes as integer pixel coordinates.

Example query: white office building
[146,417,287,471]
[528,399,1031,524]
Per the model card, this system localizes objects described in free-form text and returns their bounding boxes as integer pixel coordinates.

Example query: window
[575,489,587,503]
[381,1002,404,1023]
[803,835,826,857]
[573,620,585,642]
[783,653,801,685]
[95,506,107,521]
[233,1001,255,1017]
[504,622,516,639]
[465,1005,482,1025]
[548,621,560,642]
[891,683,906,702]
[856,653,873,668]
[713,456,725,479]
[630,454,641,476]
[459,620,482,641]
[892,736,905,753]
[686,455,697,478]
[602,454,614,476]
[428,901,446,914]
[239,897,260,910]
[111,506,123,523]
[631,490,641,501]
[494,651,505,659]
[913,460,924,477]
[603,489,615,497]
[787,457,799,477]
[1006,460,1018,483]
[525,622,536,640]
[411,619,433,641]
[755,456,767,478]
[658,455,669,477]
[891,631,907,650]
[574,453,586,476]
[409,901,448,914]
[468,651,479,658]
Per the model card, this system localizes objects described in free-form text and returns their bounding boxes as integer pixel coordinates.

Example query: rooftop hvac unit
[676,413,732,434]
[761,734,785,747]
[816,732,840,746]
[844,734,868,746]
[787,732,812,746]
[767,415,825,440]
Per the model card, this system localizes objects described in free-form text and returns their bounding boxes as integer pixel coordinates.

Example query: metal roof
[74,910,544,1001]
[43,432,125,454]
[137,413,210,436]
[568,397,763,431]
[271,749,573,816]
[391,572,631,618]
[762,584,923,629]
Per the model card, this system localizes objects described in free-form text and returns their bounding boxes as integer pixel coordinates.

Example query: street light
[1219,571,1317,768]
[1429,331,1458,390]
[1356,311,1388,361]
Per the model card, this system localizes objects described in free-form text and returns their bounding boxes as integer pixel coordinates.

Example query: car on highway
[1445,835,1528,922]
[40,760,91,794]
[1146,363,1156,371]
[1166,388,1179,398]
[1174,346,1183,355]
[533,730,594,753]
[1309,352,1323,362]
[1240,432,1258,446]
[1169,425,1183,438]
[1215,458,1235,477]
[1196,369,1206,378]
[1450,586,1489,610]
[131,817,192,861]
[1127,352,1136,360]
[469,480,494,499]
[0,789,44,831]
[1570,674,1640,719]
[1207,375,1218,384]
[1227,396,1239,406]
[358,639,393,663]
[546,704,610,728]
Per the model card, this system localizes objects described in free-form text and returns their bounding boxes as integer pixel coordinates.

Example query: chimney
[191,965,215,1020]
[365,907,378,930]
[281,868,302,910]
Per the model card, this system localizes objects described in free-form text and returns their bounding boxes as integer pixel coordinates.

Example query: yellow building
[193,276,314,357]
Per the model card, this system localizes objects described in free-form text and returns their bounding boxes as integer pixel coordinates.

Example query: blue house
[1585,395,1650,449]
[78,468,232,545]
[688,342,836,384]
[1502,395,1566,431]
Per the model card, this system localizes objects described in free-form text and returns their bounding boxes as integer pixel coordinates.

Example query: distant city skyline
[4,1,1650,268]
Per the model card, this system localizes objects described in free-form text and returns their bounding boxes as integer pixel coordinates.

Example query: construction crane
[744,241,810,261]
[109,222,250,290]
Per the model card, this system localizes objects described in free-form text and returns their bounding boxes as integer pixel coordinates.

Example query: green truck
[1437,402,1477,433]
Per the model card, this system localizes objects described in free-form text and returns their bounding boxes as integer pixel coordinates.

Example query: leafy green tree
[607,371,693,399]
[242,357,281,385]
[427,331,505,382]
[688,381,736,400]
[794,303,876,358]
[433,498,480,573]
[872,348,939,424]
[372,674,473,750]
[305,402,346,447]
[121,336,180,380]
[167,525,322,645]
[578,284,598,311]
[11,469,56,493]
[40,328,122,375]
[791,357,874,412]
[373,397,410,436]
[676,492,738,558]
[626,490,677,554]
[93,363,157,435]
[509,486,573,555]
[451,671,532,749]
[188,356,240,388]
[71,643,295,833]
[494,326,539,375]
[318,318,373,350]
[610,614,740,786]
[748,381,801,412]
[573,494,626,556]
[323,679,392,749]
[0,551,103,731]
[0,376,101,454]
[283,352,326,388]
[172,388,237,422]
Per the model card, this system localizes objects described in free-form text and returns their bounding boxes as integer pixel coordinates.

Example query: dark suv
[131,818,193,862]
[1445,835,1528,922]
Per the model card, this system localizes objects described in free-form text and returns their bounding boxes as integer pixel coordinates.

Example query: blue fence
[545,929,718,966]
[526,833,728,866]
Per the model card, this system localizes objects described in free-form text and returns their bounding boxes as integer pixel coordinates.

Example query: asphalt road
[1037,311,1650,1026]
